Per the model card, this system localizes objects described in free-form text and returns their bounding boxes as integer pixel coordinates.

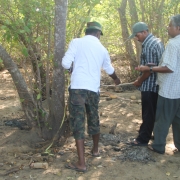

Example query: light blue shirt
[158,34,180,99]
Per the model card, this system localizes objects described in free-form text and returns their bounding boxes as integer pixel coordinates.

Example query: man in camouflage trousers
[62,21,120,172]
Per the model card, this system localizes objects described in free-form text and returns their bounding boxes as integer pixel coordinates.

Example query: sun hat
[129,22,148,39]
[86,21,103,35]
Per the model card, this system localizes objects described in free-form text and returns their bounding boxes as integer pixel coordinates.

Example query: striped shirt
[157,34,180,99]
[138,33,164,92]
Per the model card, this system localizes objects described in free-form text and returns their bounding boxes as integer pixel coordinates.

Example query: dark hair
[85,28,101,35]
[171,14,180,27]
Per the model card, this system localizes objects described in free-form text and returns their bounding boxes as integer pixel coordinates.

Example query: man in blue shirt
[129,22,164,146]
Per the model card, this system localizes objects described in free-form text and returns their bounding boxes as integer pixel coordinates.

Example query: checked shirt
[138,33,164,92]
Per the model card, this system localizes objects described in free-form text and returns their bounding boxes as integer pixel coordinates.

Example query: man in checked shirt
[135,14,180,154]
[129,22,164,146]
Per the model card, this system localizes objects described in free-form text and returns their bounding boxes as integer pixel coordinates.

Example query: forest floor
[0,67,180,180]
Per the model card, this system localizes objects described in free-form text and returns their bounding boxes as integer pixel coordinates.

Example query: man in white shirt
[135,14,180,154]
[62,21,120,172]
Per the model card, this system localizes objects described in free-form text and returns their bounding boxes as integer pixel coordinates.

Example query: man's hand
[133,79,142,87]
[114,77,121,85]
[109,71,121,85]
[135,65,150,72]
[133,76,142,87]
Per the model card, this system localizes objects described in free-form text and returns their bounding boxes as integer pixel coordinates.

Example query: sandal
[148,145,164,154]
[128,139,148,146]
[91,149,100,157]
[65,163,87,173]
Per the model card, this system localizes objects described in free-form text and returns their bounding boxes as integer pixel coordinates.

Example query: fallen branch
[3,166,20,176]
[101,82,133,87]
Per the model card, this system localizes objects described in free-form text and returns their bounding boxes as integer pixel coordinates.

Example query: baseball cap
[86,21,103,35]
[129,22,148,39]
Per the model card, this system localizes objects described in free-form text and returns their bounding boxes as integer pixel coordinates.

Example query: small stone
[67,136,74,143]
[106,97,112,101]
[113,147,121,151]
[99,142,104,147]
[97,165,103,168]
[114,86,123,92]
[41,152,49,156]
[137,99,141,103]
[109,95,118,99]
[130,96,136,100]
[104,145,112,151]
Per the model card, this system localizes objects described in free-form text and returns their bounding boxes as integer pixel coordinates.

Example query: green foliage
[20,98,25,102]
[1,0,179,63]
[0,0,180,81]
[22,48,29,57]
[37,93,41,100]
[0,58,4,71]
[0,0,54,59]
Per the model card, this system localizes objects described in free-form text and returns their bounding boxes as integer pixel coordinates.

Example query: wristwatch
[150,66,153,73]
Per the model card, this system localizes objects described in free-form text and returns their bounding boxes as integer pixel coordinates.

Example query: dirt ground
[0,69,180,180]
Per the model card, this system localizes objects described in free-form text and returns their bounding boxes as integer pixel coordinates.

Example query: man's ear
[96,31,101,39]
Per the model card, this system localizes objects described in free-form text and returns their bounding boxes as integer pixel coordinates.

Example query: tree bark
[41,0,68,139]
[0,45,37,129]
[118,0,138,71]
[128,0,141,64]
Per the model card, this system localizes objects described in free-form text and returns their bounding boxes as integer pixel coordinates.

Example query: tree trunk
[118,0,138,71]
[19,34,47,100]
[139,0,145,22]
[128,0,141,64]
[157,0,165,43]
[41,0,68,140]
[0,45,37,129]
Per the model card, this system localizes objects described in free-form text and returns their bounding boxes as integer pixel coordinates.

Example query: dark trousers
[136,91,158,143]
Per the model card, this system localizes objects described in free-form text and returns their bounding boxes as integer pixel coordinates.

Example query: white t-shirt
[157,34,180,99]
[62,35,114,92]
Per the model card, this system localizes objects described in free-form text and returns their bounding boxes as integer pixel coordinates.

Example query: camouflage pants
[68,89,100,139]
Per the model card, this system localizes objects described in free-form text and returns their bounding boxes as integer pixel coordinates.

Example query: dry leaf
[166,172,170,176]
[66,159,70,162]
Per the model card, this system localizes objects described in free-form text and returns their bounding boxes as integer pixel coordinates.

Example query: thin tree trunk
[139,0,145,22]
[118,0,138,71]
[157,0,165,42]
[0,44,37,129]
[128,0,141,64]
[41,0,68,140]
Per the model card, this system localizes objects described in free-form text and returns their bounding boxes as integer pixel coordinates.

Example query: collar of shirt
[84,35,100,41]
[142,33,153,47]
[169,34,180,41]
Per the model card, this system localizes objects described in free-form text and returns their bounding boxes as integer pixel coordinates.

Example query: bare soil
[0,69,180,180]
